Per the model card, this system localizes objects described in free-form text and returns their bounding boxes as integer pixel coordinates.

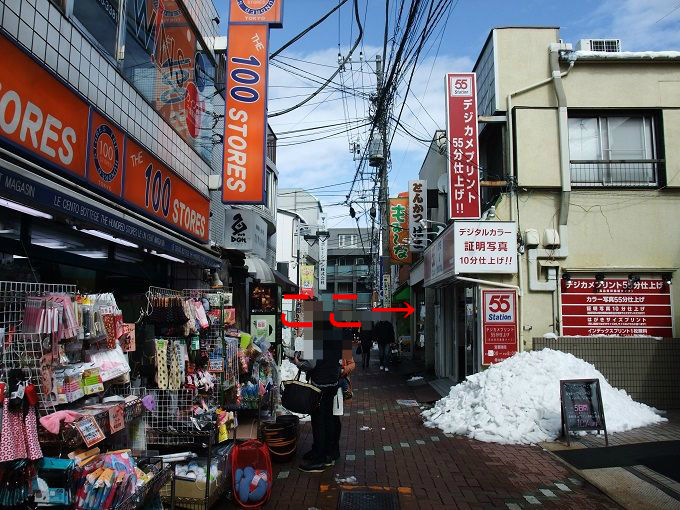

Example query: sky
[217,0,680,230]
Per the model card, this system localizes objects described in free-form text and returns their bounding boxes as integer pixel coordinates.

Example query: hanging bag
[280,369,321,415]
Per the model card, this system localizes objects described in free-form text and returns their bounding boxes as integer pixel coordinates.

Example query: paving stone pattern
[221,361,622,510]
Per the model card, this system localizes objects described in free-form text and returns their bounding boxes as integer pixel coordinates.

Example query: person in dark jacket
[359,322,374,369]
[375,319,395,371]
[293,315,342,473]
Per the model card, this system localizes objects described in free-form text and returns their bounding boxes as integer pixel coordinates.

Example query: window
[72,0,119,57]
[569,114,661,187]
[338,234,358,248]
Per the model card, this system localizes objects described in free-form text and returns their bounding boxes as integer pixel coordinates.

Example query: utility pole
[374,53,391,308]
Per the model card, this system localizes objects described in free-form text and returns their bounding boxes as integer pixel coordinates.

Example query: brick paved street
[226,359,623,510]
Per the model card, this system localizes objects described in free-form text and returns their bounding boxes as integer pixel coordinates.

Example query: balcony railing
[570,160,663,187]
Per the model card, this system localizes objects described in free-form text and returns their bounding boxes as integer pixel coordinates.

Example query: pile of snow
[422,349,665,444]
[407,376,424,382]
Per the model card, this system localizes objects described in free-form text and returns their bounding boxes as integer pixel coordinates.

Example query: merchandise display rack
[142,286,238,510]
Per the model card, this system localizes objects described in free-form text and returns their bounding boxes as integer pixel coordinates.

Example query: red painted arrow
[371,301,415,318]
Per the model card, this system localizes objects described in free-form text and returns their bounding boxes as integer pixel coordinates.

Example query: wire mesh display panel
[141,388,218,446]
[0,281,77,330]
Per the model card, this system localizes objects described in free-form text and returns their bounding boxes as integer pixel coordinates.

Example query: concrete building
[276,190,323,319]
[320,228,373,311]
[416,27,680,384]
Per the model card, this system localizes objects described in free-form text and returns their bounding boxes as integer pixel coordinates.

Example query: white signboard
[454,221,517,274]
[224,209,267,258]
[408,180,427,252]
[318,215,327,290]
[382,274,391,308]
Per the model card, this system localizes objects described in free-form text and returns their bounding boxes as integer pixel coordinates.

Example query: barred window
[569,114,661,187]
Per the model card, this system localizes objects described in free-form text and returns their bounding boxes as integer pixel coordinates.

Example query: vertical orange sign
[222,23,269,204]
[388,197,412,265]
[229,0,283,26]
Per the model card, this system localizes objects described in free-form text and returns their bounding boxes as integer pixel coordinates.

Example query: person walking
[375,319,395,371]
[359,322,374,369]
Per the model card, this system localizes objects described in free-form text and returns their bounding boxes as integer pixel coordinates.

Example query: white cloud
[583,0,680,50]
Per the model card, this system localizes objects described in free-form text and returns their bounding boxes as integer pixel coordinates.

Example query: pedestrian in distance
[359,321,374,369]
[375,319,395,371]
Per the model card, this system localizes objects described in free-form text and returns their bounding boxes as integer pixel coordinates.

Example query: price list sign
[561,278,673,337]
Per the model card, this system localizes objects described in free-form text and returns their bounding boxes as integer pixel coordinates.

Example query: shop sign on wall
[0,33,211,243]
[318,215,328,291]
[453,221,517,274]
[408,180,427,252]
[300,264,315,298]
[224,209,267,257]
[445,72,480,219]
[561,278,673,337]
[481,289,518,365]
[388,197,412,264]
[423,225,455,286]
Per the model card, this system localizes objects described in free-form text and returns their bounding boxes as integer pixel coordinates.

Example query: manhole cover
[338,491,400,510]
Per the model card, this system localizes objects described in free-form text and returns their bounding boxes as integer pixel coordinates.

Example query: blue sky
[218,1,680,228]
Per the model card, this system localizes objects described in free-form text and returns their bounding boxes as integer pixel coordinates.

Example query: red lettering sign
[482,289,518,365]
[125,139,209,242]
[560,278,673,337]
[446,72,480,219]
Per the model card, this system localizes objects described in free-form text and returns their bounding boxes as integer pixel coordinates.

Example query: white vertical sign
[408,180,427,252]
[318,214,327,290]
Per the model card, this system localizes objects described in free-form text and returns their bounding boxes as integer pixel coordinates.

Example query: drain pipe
[526,43,574,293]
[505,43,573,346]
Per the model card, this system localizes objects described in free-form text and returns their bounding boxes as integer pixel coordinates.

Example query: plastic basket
[230,440,272,509]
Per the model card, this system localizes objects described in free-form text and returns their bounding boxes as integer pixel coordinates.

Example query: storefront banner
[0,34,88,179]
[445,72,480,219]
[0,33,211,244]
[408,180,427,252]
[229,0,284,26]
[87,110,125,197]
[222,24,269,205]
[423,225,455,286]
[0,164,220,267]
[561,278,673,337]
[223,208,267,257]
[300,264,314,298]
[453,221,517,274]
[318,214,328,290]
[388,197,412,264]
[124,139,209,242]
[481,289,518,365]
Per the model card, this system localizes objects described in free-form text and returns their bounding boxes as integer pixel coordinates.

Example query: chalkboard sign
[560,379,608,446]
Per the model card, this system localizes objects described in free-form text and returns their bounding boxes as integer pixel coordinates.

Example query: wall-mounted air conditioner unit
[577,39,621,52]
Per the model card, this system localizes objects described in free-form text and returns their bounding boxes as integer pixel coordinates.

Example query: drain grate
[338,491,400,510]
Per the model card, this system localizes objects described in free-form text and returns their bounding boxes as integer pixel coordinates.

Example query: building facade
[416,27,680,382]
[0,0,282,304]
[320,228,373,311]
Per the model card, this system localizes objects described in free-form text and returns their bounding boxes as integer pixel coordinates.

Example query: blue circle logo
[237,0,276,15]
[92,124,119,183]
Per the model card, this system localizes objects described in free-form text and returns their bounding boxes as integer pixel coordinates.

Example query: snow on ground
[422,349,665,445]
